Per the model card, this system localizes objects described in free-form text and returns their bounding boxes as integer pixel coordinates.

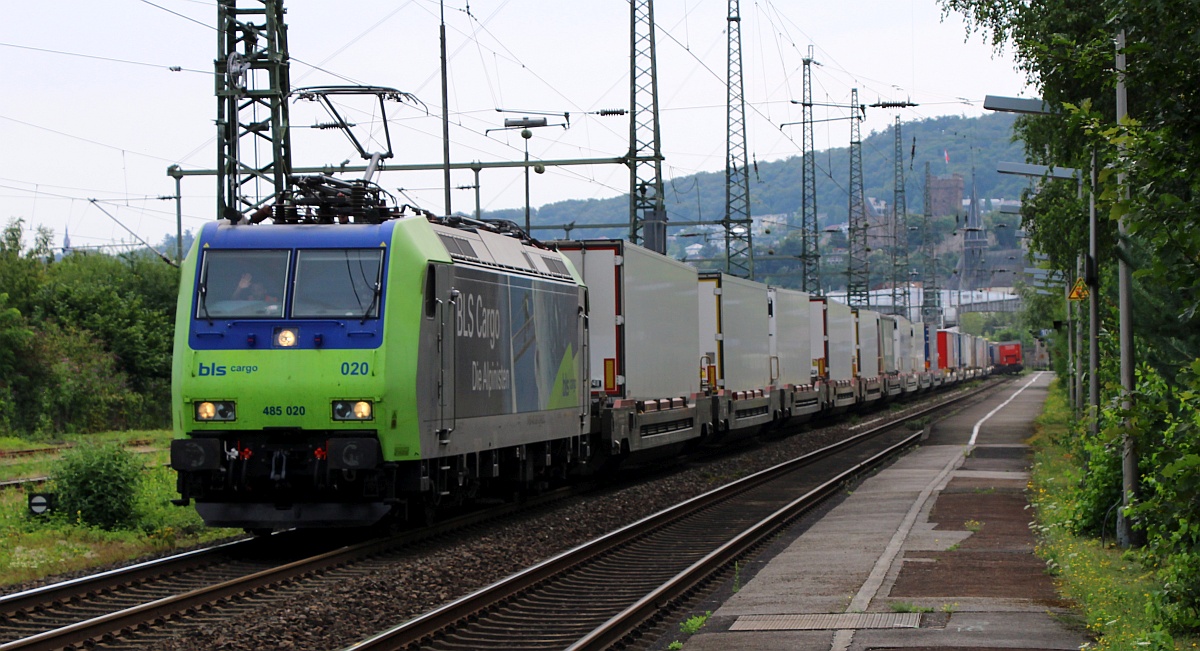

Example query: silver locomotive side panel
[450,266,583,418]
[418,263,586,458]
[418,227,587,458]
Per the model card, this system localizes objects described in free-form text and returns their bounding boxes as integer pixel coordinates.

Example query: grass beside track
[0,430,239,589]
[1029,381,1200,650]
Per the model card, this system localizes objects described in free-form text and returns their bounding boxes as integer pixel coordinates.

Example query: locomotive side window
[292,249,385,318]
[197,250,290,319]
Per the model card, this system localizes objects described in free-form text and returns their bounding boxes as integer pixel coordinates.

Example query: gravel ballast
[90,384,992,651]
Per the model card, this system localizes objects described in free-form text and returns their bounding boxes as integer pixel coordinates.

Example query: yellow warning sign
[1068,278,1089,301]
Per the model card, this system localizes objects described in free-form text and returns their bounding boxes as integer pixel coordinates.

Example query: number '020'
[341,361,369,376]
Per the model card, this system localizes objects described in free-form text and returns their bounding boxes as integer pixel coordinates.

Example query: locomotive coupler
[270,450,288,481]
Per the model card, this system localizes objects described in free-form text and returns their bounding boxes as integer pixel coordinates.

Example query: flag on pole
[944,149,950,164]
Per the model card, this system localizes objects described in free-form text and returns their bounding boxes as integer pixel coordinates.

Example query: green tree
[0,293,33,431]
[940,0,1200,634]
[0,219,179,436]
[0,219,52,314]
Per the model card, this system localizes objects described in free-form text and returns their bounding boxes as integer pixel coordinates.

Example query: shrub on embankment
[0,433,228,587]
[1031,378,1200,648]
[54,443,143,529]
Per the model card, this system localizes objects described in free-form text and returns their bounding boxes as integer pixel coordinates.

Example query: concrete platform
[683,372,1086,651]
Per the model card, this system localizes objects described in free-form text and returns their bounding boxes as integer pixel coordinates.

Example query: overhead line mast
[870,100,918,317]
[890,116,909,317]
[799,46,820,293]
[215,0,294,223]
[846,89,869,309]
[628,0,667,253]
[724,0,753,279]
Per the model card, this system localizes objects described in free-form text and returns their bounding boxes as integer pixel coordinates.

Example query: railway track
[0,487,581,651]
[0,463,169,492]
[342,381,1002,651]
[0,535,309,651]
[0,440,153,461]
[0,439,164,493]
[0,477,48,491]
[0,381,999,651]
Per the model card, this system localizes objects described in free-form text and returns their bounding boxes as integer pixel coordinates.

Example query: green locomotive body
[171,217,588,529]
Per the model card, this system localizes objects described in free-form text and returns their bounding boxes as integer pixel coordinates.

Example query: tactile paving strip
[729,612,922,631]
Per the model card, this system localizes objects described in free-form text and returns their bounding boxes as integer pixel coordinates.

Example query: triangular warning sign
[1068,278,1089,301]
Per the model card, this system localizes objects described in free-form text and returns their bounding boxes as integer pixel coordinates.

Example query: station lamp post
[501,117,552,234]
[988,94,1100,434]
[995,159,1091,423]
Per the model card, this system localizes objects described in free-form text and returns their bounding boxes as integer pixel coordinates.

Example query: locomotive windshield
[197,250,290,319]
[292,249,384,318]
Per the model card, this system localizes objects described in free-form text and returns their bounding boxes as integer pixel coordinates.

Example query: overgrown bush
[1043,352,1200,635]
[53,443,143,530]
[1129,362,1200,633]
[1061,410,1123,537]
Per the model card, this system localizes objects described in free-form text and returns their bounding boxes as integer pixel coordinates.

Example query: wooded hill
[488,112,1025,237]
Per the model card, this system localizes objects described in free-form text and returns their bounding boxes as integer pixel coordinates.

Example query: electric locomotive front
[170,216,590,531]
[170,219,429,529]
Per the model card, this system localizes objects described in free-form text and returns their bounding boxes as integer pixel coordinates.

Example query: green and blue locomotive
[170,216,588,529]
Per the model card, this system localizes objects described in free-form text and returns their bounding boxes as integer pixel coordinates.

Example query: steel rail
[0,380,1001,651]
[0,488,574,651]
[0,477,48,491]
[570,425,921,650]
[342,379,1004,651]
[0,538,249,618]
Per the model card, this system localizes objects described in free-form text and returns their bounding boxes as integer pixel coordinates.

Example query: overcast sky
[0,0,1032,252]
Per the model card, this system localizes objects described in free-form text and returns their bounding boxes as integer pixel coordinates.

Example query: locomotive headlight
[332,400,373,421]
[195,400,236,421]
[274,327,298,348]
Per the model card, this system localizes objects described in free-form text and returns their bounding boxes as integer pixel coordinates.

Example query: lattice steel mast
[869,100,917,315]
[890,115,909,317]
[799,46,820,293]
[216,0,294,223]
[724,0,753,278]
[627,0,667,253]
[846,89,869,309]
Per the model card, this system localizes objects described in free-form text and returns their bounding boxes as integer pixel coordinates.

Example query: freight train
[169,211,994,531]
[989,340,1024,374]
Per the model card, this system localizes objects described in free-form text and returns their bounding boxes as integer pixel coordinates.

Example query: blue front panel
[190,319,384,351]
[198,221,396,249]
[188,222,395,351]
